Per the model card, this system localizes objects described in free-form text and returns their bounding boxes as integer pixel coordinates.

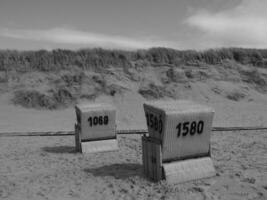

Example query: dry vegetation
[0,48,266,109]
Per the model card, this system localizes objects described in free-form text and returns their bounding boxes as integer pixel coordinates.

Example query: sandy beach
[0,130,266,200]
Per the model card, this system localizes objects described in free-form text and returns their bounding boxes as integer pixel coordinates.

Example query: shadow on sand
[42,146,76,154]
[84,163,144,179]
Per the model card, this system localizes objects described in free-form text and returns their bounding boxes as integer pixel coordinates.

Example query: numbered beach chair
[142,100,216,183]
[75,103,118,153]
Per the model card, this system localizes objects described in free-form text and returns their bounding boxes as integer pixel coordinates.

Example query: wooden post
[142,136,163,181]
[154,142,162,181]
[74,123,81,152]
[142,136,149,177]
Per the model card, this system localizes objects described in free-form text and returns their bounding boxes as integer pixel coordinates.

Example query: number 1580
[176,120,204,137]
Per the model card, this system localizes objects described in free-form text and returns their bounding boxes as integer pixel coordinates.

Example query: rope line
[0,126,266,137]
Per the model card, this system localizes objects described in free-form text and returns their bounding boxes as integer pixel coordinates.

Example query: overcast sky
[0,0,266,50]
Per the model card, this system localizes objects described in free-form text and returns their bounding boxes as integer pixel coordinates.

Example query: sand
[0,130,266,200]
[0,89,267,133]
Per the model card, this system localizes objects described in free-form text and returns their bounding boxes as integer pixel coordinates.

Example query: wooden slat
[75,123,81,152]
[142,136,149,177]
[154,142,162,181]
[152,142,158,181]
[147,141,154,180]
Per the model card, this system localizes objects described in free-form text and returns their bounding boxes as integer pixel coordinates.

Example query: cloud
[185,0,267,48]
[0,27,175,50]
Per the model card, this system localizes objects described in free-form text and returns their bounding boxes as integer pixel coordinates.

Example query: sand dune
[0,58,267,132]
[0,89,267,132]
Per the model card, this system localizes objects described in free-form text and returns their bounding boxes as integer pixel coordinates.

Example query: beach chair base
[163,157,216,184]
[75,123,118,153]
[81,139,119,153]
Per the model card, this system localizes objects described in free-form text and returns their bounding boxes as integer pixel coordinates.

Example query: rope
[0,126,266,137]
